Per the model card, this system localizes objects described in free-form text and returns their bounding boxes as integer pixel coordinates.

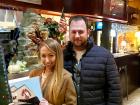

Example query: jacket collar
[64,37,94,61]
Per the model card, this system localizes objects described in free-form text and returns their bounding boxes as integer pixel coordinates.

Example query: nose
[45,57,49,63]
[75,32,80,38]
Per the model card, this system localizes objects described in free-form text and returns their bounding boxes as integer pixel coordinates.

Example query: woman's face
[40,46,56,70]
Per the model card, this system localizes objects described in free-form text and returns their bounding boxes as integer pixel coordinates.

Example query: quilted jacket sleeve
[105,53,122,105]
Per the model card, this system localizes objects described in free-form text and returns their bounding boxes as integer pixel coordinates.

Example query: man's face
[69,19,89,48]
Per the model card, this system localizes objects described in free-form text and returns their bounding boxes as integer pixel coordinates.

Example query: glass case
[103,0,126,19]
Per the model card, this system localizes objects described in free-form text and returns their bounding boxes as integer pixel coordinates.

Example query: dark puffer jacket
[63,38,122,105]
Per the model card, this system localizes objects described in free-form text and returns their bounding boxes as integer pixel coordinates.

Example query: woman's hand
[39,98,49,105]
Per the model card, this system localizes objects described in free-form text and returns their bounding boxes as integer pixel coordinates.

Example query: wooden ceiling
[0,0,128,23]
[1,0,139,13]
[0,0,103,18]
[0,0,102,15]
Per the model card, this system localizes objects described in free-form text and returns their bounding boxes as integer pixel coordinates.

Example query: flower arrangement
[20,10,67,43]
[44,18,60,38]
[44,17,67,41]
[25,17,67,44]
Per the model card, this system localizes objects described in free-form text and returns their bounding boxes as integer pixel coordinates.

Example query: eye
[49,54,54,57]
[41,54,46,58]
[78,30,84,34]
[71,30,76,34]
[48,53,55,57]
[71,30,84,35]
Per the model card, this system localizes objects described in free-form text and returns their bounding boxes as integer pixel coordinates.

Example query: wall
[128,0,140,25]
[128,0,140,9]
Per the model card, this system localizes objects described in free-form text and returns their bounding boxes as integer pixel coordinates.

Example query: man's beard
[73,40,87,50]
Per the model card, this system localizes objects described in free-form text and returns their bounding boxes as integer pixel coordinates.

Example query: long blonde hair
[39,38,64,104]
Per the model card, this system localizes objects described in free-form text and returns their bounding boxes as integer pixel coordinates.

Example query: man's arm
[105,53,122,105]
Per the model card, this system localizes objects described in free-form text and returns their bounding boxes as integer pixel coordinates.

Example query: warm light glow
[121,40,127,47]
[0,22,16,28]
[112,14,116,16]
[118,3,123,6]
[110,29,116,37]
[135,31,140,38]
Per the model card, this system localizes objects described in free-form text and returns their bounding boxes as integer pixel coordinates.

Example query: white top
[75,49,86,63]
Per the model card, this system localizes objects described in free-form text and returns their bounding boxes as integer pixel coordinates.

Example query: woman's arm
[65,77,77,105]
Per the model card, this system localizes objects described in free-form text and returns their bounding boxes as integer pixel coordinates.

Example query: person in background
[29,38,77,105]
[62,15,122,105]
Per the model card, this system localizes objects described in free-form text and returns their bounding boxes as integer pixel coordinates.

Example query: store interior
[0,0,140,104]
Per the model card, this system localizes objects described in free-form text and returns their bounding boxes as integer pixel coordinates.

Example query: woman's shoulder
[63,69,72,79]
[29,69,43,77]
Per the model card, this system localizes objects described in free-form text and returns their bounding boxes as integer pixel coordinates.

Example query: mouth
[75,39,81,41]
[45,64,51,66]
[43,63,52,66]
[74,40,82,43]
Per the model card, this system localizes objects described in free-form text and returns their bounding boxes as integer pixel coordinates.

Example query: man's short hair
[69,15,88,29]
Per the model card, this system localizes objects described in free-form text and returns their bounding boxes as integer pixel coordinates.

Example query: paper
[9,76,42,103]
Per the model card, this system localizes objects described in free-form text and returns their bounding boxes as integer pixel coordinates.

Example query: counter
[114,52,140,98]
[113,52,139,58]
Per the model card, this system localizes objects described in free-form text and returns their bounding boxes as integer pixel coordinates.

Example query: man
[63,16,122,105]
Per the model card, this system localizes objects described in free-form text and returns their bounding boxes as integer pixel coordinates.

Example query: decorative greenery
[44,18,60,38]
[44,7,67,41]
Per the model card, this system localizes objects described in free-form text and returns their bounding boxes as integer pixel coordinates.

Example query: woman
[29,38,77,105]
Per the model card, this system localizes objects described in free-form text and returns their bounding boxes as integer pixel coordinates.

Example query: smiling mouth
[74,39,81,42]
[43,63,51,66]
[75,40,82,43]
[45,64,51,66]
